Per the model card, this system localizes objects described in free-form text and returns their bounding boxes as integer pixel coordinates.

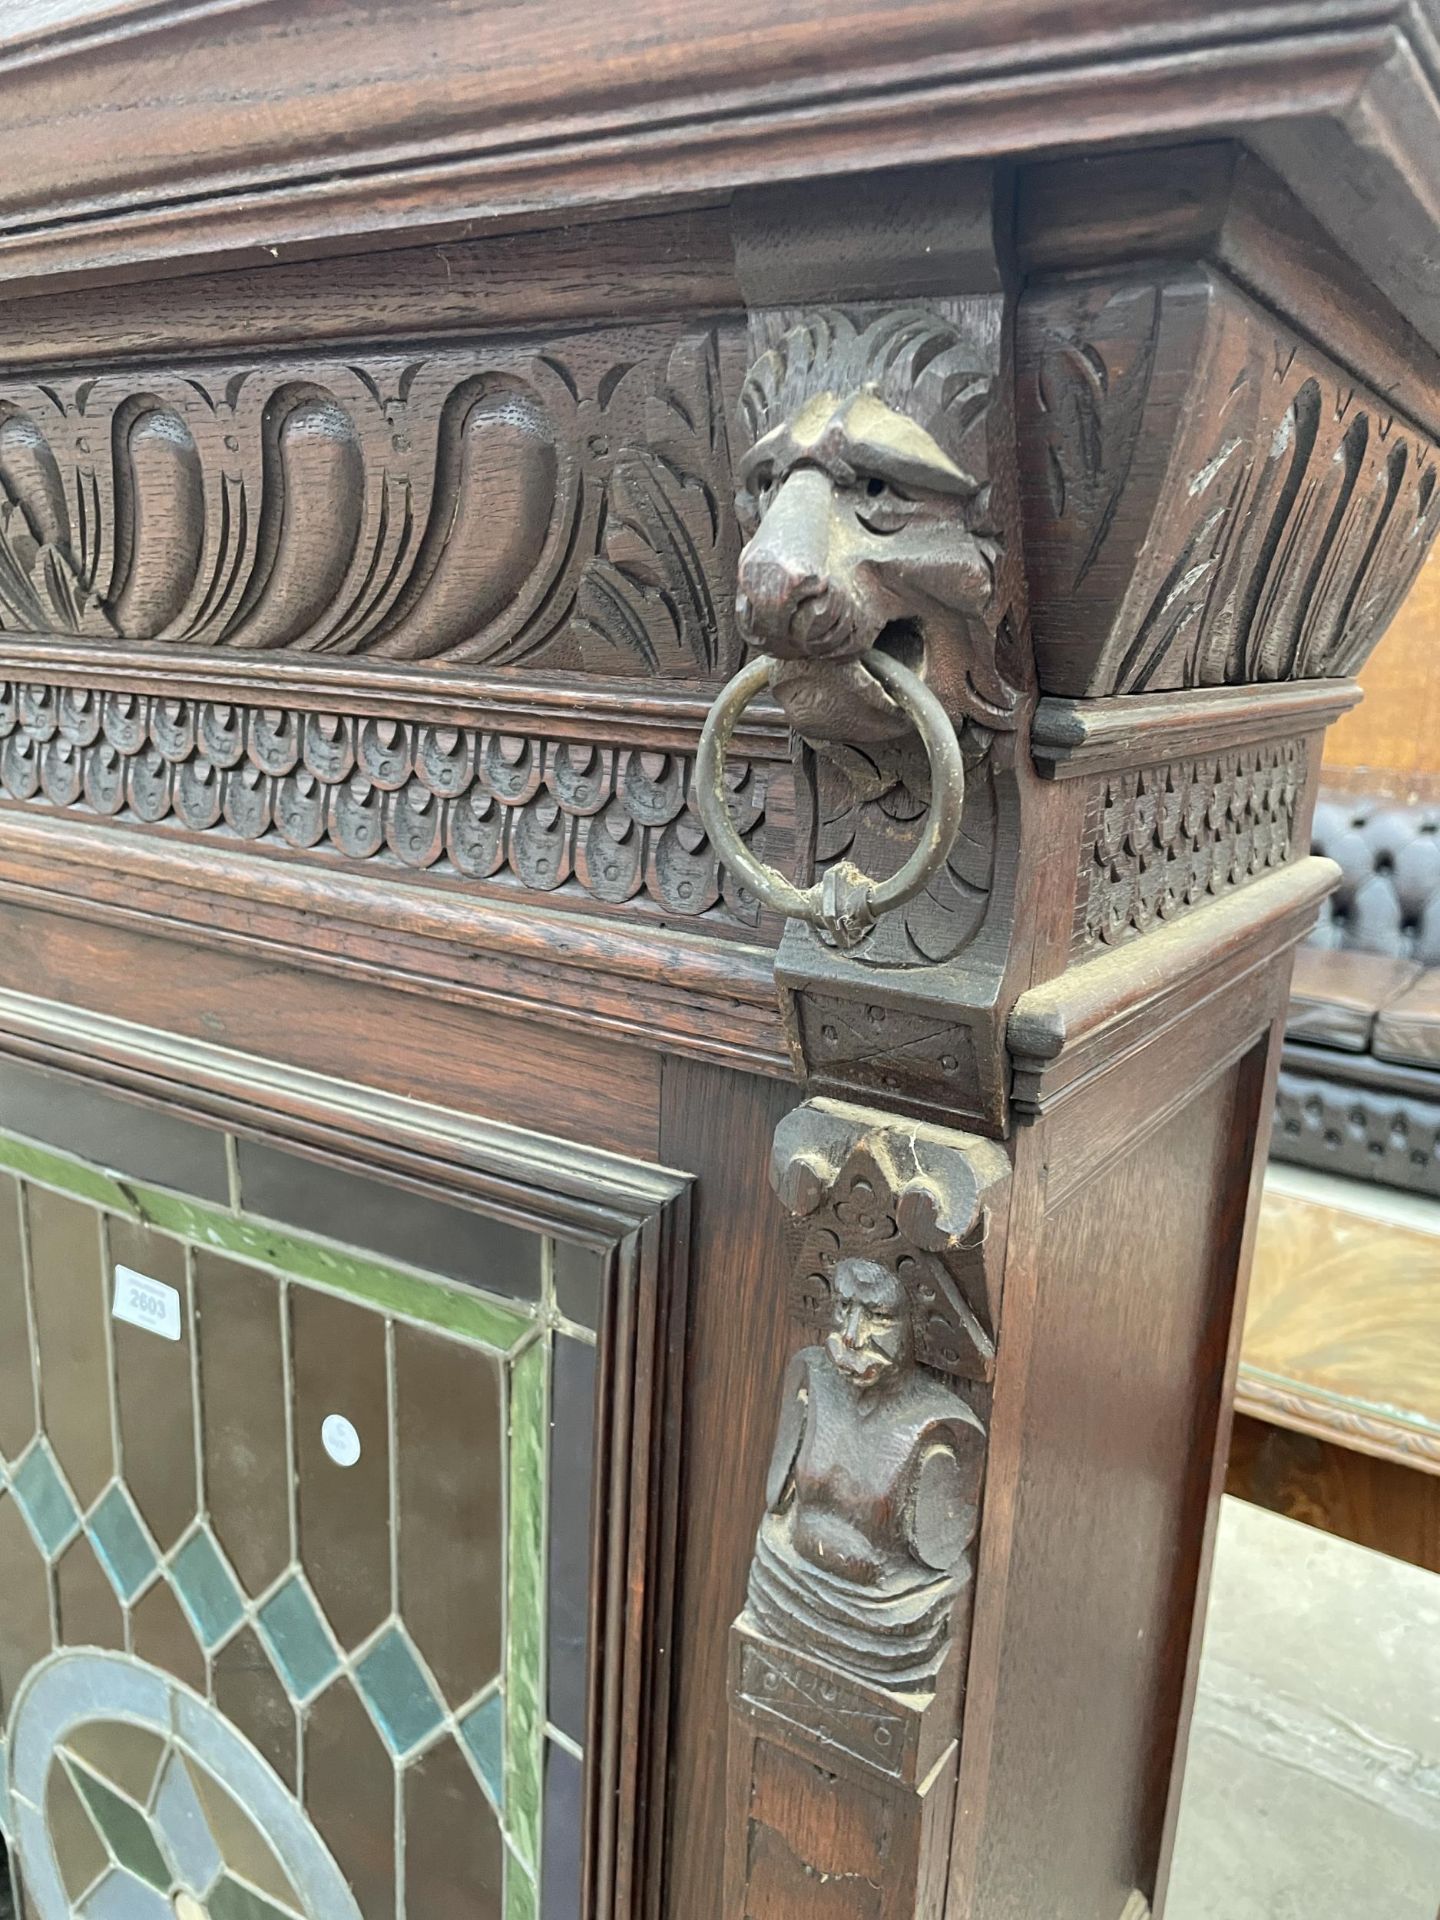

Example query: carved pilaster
[724,1101,1010,1920]
[707,153,1440,1920]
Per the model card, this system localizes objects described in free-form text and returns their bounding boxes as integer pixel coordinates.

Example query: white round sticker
[321,1413,362,1468]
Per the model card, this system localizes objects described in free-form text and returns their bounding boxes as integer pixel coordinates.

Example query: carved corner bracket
[724,1099,1011,1918]
[696,292,1035,1132]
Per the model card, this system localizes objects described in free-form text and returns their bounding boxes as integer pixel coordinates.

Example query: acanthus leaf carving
[0,326,746,679]
[1019,266,1440,697]
[574,334,740,676]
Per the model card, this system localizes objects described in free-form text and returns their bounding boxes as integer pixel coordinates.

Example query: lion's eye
[855,477,917,533]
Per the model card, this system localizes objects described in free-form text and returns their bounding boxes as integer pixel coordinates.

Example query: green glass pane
[13,1441,80,1556]
[506,1857,538,1920]
[170,1532,245,1649]
[353,1626,445,1757]
[458,1693,505,1812]
[207,1878,303,1920]
[88,1487,159,1602]
[506,1341,546,1871]
[256,1579,338,1704]
[66,1759,171,1891]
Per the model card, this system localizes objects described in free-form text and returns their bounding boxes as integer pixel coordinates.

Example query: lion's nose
[735,468,835,655]
[736,554,825,648]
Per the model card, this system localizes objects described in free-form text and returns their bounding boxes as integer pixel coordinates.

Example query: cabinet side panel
[967,1050,1264,1919]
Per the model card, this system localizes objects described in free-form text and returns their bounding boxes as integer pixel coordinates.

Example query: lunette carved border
[0,681,794,936]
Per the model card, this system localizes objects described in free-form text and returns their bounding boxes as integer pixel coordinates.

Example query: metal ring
[695,649,965,947]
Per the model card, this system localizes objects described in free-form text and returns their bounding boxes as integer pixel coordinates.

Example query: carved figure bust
[746,1254,986,1690]
[734,309,1017,743]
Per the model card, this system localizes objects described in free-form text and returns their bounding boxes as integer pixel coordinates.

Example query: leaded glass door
[0,1043,683,1920]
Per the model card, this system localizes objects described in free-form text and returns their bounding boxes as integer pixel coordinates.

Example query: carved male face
[825,1256,911,1390]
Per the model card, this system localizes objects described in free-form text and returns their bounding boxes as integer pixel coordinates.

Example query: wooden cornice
[0,0,1435,357]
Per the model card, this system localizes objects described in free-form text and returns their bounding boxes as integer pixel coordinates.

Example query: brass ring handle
[695,649,966,949]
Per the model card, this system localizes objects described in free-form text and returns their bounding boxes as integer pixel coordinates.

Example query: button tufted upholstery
[1274,791,1440,1196]
[1309,795,1440,960]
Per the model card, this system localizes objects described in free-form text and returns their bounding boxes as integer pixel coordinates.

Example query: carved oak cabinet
[0,6,1436,1919]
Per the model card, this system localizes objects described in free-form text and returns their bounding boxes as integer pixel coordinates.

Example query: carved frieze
[0,681,783,929]
[0,327,743,675]
[1074,737,1306,953]
[1018,266,1440,698]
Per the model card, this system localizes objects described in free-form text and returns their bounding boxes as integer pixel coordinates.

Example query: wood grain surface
[1236,1182,1440,1466]
[1227,1413,1440,1572]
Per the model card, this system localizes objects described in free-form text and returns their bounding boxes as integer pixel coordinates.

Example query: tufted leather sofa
[1273,794,1440,1195]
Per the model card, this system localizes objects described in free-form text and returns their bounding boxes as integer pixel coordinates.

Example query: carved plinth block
[730,1619,960,1789]
[725,1620,959,1920]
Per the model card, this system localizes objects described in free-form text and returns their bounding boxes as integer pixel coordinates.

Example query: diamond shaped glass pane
[13,1441,80,1556]
[151,1752,222,1894]
[170,1531,244,1648]
[88,1487,158,1602]
[354,1626,445,1756]
[458,1693,505,1811]
[256,1578,339,1703]
[66,1760,171,1891]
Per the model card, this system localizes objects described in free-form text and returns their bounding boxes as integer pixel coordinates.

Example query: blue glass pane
[88,1487,158,1602]
[79,1870,174,1920]
[170,1532,245,1649]
[13,1442,80,1556]
[354,1627,445,1757]
[151,1751,222,1894]
[256,1579,339,1704]
[458,1693,505,1811]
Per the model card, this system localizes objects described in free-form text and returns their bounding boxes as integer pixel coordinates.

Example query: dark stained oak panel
[956,1055,1263,1920]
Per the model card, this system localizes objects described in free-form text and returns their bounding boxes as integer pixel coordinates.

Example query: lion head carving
[735,309,1020,744]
